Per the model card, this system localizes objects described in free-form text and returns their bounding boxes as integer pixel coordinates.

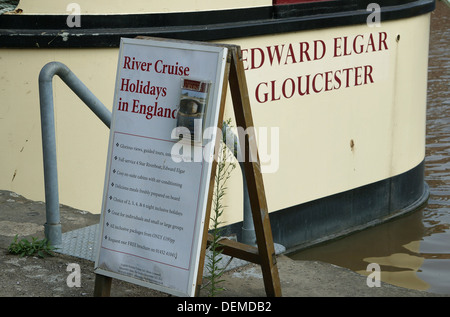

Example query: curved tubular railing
[39,62,111,245]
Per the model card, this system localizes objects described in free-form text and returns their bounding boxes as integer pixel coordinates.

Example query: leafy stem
[8,235,57,258]
[204,119,237,297]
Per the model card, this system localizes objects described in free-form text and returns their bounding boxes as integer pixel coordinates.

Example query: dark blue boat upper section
[0,0,435,48]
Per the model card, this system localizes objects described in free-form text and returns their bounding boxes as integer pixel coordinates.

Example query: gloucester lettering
[255,65,374,103]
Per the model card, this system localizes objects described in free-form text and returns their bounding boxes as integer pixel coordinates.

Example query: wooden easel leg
[195,54,231,297]
[94,274,112,297]
[228,47,282,297]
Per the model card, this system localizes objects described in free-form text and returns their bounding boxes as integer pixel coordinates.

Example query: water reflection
[290,208,432,291]
[418,0,450,294]
[290,3,450,294]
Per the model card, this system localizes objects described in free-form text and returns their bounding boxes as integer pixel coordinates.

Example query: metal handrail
[39,62,111,245]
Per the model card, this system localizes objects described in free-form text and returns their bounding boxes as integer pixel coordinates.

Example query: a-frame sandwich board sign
[94,37,281,297]
[194,45,282,297]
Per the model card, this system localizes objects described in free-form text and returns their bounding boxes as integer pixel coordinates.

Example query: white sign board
[94,38,228,297]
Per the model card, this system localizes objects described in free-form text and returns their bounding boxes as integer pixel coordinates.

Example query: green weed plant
[8,235,56,258]
[204,119,237,297]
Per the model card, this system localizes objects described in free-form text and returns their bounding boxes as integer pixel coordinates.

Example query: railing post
[222,122,256,245]
[39,63,61,245]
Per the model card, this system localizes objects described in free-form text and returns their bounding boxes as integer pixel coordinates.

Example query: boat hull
[0,0,434,251]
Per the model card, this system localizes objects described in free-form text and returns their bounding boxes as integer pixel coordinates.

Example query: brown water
[290,3,450,294]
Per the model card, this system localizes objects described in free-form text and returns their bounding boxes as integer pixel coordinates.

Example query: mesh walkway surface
[55,223,286,275]
[56,224,100,261]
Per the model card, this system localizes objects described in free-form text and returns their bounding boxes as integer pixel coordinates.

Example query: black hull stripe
[0,0,435,48]
[221,160,428,252]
